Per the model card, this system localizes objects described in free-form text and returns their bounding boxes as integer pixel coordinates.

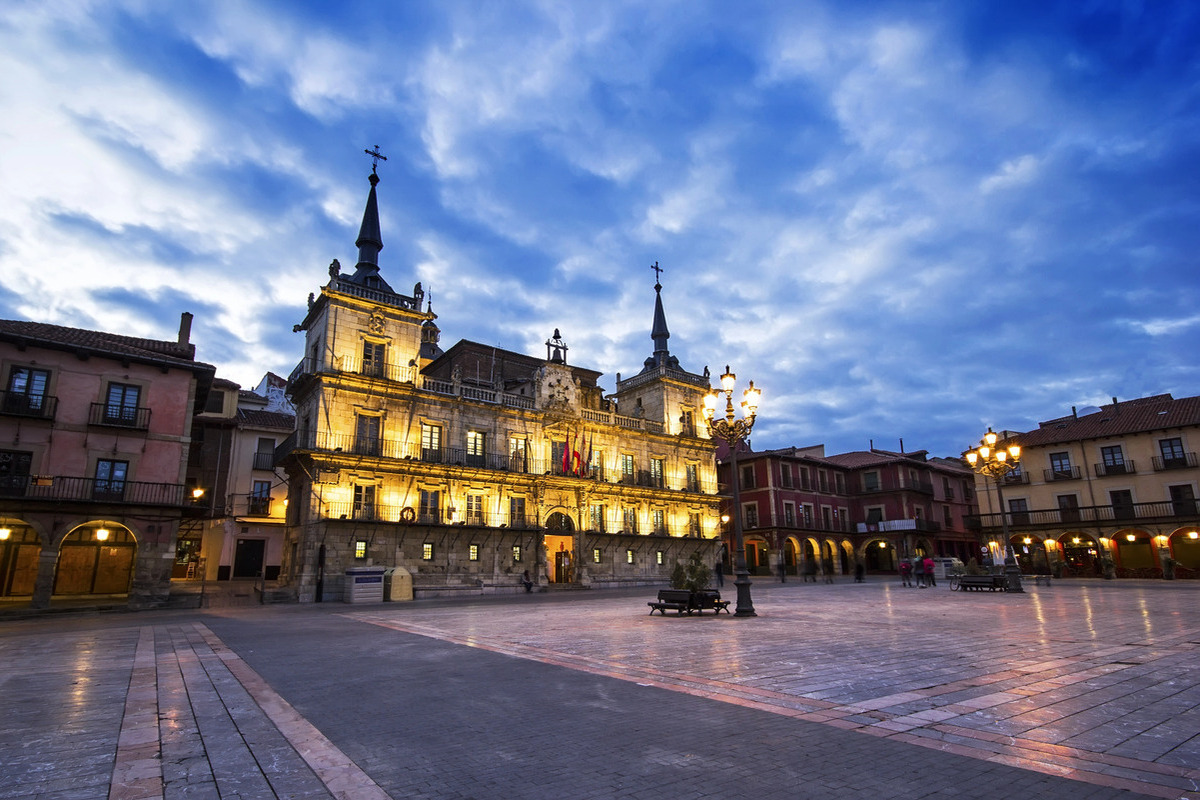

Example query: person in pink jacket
[923,556,937,587]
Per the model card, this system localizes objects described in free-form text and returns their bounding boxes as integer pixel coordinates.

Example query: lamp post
[703,366,761,617]
[964,428,1025,593]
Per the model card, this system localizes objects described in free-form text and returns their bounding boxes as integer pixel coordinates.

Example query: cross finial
[650,261,663,288]
[364,145,388,174]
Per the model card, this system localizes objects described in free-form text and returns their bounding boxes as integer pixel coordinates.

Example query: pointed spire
[355,171,383,272]
[643,262,679,371]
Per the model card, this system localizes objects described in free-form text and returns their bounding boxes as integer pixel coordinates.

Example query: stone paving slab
[0,578,1197,798]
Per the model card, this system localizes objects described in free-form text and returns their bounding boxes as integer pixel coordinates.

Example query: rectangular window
[1057,494,1079,523]
[621,454,635,483]
[802,504,813,527]
[818,471,828,492]
[355,414,381,456]
[1009,497,1030,525]
[652,509,665,534]
[1101,445,1125,471]
[1050,452,1073,478]
[863,471,880,491]
[421,423,442,462]
[422,542,434,561]
[589,504,606,532]
[650,458,665,488]
[203,388,224,414]
[353,484,376,520]
[740,465,754,489]
[1170,485,1197,515]
[1109,489,1134,519]
[362,340,386,378]
[509,437,528,472]
[1159,437,1187,469]
[105,383,141,425]
[821,506,832,530]
[592,548,601,563]
[943,505,953,526]
[685,463,699,492]
[354,540,367,559]
[589,448,604,481]
[0,449,33,496]
[468,544,479,561]
[419,489,440,523]
[509,496,526,528]
[551,440,567,475]
[780,465,792,488]
[466,431,486,467]
[783,502,796,527]
[743,504,758,528]
[94,459,128,500]
[688,512,701,537]
[798,467,810,490]
[680,409,695,436]
[250,480,271,515]
[835,473,845,494]
[656,550,664,565]
[254,437,276,470]
[866,507,883,524]
[5,366,50,415]
[513,545,522,562]
[626,549,634,564]
[623,507,638,534]
[466,494,484,524]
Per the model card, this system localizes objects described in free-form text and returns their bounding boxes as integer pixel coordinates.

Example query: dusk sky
[2,1,1197,458]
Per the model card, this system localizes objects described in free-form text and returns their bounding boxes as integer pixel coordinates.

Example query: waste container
[343,566,386,603]
[383,566,414,601]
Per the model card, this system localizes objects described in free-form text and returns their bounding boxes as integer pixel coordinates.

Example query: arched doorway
[865,539,895,572]
[0,521,40,597]
[1059,533,1101,577]
[1011,534,1050,574]
[1114,529,1155,575]
[1170,529,1200,571]
[745,535,769,575]
[543,512,575,584]
[55,523,136,595]
[783,537,799,575]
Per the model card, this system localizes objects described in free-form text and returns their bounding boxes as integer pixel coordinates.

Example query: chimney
[178,312,193,345]
[1112,396,1119,413]
[899,438,904,454]
[1072,406,1077,418]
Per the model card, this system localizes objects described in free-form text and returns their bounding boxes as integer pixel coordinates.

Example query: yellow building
[275,168,722,601]
[972,394,1200,578]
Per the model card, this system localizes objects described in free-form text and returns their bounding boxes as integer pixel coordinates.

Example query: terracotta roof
[0,319,208,371]
[237,409,295,430]
[823,450,910,469]
[1013,394,1200,447]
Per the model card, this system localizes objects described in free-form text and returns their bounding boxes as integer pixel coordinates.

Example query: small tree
[671,551,712,592]
[965,557,984,576]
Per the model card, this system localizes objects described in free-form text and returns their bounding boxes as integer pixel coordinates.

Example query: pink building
[0,314,214,608]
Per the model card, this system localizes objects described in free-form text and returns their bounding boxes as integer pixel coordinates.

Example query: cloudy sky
[2,0,1197,457]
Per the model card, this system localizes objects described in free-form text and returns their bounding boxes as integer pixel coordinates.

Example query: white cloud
[980,154,1040,194]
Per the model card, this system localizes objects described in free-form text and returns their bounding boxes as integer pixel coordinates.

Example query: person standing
[854,561,865,583]
[914,556,926,588]
[822,557,834,583]
[521,570,533,592]
[899,558,912,587]
[715,559,724,587]
[923,556,937,587]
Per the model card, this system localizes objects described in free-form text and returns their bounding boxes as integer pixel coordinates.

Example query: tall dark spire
[346,149,395,293]
[643,262,679,371]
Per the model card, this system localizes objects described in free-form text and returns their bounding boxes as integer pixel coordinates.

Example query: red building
[717,444,978,577]
[0,314,214,608]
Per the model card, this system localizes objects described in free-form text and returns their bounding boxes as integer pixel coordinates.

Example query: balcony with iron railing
[0,390,58,420]
[970,498,1200,530]
[1043,466,1082,482]
[854,476,934,495]
[275,430,719,493]
[1152,452,1198,471]
[1094,460,1137,477]
[88,402,151,430]
[0,475,188,506]
[252,451,276,471]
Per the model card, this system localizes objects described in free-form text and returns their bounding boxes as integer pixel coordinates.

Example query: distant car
[931,557,965,579]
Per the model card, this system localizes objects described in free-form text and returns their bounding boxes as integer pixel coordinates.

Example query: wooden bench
[690,589,731,614]
[952,574,1006,592]
[648,589,694,615]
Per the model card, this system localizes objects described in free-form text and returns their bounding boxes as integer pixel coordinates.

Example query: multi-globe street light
[964,428,1025,593]
[703,366,761,617]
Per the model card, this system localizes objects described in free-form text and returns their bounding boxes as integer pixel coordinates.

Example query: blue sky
[1,1,1197,458]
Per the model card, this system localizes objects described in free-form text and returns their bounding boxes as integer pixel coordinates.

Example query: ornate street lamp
[964,428,1025,593]
[703,366,761,616]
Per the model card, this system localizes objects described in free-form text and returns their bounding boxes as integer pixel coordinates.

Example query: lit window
[626,549,634,564]
[592,548,601,563]
[422,542,434,560]
[512,545,522,562]
[469,544,479,561]
[656,551,664,565]
[354,540,367,559]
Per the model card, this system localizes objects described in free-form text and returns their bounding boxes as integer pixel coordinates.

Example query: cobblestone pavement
[1,578,1198,799]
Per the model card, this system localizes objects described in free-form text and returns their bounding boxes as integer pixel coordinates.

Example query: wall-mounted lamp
[96,528,110,542]
[1126,533,1136,542]
[192,487,206,500]
[0,527,11,541]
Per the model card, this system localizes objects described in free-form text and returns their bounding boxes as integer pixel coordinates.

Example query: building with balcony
[0,314,214,608]
[275,168,722,601]
[182,374,294,585]
[718,444,977,577]
[972,394,1200,578]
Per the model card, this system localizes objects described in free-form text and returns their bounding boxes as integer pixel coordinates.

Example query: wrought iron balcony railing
[970,498,1200,529]
[1043,466,1082,482]
[88,402,151,430]
[1152,452,1198,471]
[1094,460,1136,477]
[253,452,276,471]
[0,390,57,420]
[0,475,187,506]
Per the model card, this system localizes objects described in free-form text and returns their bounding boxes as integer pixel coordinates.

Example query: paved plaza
[1,578,1198,799]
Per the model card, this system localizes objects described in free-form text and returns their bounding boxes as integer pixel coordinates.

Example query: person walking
[803,558,817,583]
[914,556,926,588]
[822,557,835,583]
[923,556,937,587]
[899,558,912,587]
[854,561,865,583]
[521,570,533,592]
[715,559,724,587]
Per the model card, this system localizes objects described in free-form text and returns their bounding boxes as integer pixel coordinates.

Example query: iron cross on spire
[651,261,663,287]
[364,145,388,174]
